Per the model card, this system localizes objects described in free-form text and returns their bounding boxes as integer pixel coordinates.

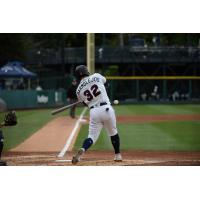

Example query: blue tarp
[0,61,37,78]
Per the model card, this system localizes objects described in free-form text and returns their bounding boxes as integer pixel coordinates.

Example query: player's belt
[90,102,108,109]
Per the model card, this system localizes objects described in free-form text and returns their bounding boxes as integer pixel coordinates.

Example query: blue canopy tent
[0,61,37,89]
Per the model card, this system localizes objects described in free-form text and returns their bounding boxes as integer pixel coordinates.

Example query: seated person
[151,85,159,100]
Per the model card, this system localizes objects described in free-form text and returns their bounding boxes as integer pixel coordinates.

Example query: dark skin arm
[104,82,109,91]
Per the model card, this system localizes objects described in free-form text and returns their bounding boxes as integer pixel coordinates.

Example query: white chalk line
[57,107,87,158]
[56,159,72,162]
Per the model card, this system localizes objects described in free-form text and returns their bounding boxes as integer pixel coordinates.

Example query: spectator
[17,80,25,90]
[151,85,159,100]
[141,93,147,101]
[172,91,180,101]
[36,84,43,91]
[98,47,104,59]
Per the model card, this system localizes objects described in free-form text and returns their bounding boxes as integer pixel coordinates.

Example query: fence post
[163,80,167,100]
[136,79,139,101]
[162,66,167,101]
[189,79,192,99]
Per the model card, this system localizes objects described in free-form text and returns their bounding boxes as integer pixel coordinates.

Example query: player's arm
[76,91,87,107]
[104,81,109,91]
[100,74,106,84]
[96,73,109,90]
[95,73,106,84]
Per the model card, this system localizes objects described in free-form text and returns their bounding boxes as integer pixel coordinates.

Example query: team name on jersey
[76,76,100,95]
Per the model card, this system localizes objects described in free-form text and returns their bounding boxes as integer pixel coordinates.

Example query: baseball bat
[51,101,81,115]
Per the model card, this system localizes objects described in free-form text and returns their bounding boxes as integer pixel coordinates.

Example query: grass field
[1,104,200,152]
[73,104,200,152]
[111,104,200,115]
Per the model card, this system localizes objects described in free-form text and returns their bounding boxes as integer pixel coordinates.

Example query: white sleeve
[96,73,106,84]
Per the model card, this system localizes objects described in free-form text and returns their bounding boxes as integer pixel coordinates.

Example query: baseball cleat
[114,153,122,162]
[72,148,85,164]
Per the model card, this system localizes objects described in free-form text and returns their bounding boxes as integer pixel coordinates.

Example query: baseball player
[67,79,78,118]
[72,65,122,164]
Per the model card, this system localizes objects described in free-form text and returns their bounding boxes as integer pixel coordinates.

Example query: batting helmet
[75,65,90,80]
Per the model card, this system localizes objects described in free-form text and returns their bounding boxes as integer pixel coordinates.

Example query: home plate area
[2,151,200,166]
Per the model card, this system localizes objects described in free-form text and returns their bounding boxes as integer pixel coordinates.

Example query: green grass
[120,121,200,151]
[73,121,200,151]
[74,104,200,152]
[113,104,200,115]
[0,107,84,150]
[82,104,200,117]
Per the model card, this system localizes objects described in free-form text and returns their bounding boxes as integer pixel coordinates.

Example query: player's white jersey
[76,73,110,108]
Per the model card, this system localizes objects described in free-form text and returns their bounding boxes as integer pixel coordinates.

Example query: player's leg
[111,134,122,161]
[70,105,76,118]
[0,130,7,166]
[71,137,94,165]
[69,99,76,118]
[72,111,103,164]
[110,134,120,154]
[72,125,102,164]
[103,106,122,161]
[0,130,4,159]
[0,139,3,159]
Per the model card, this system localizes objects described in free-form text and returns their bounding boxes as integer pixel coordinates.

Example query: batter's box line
[56,159,72,162]
[57,107,88,158]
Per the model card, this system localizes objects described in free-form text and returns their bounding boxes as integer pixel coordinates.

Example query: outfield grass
[74,104,200,151]
[0,107,84,150]
[112,104,200,115]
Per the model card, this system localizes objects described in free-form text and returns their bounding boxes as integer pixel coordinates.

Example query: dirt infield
[2,151,200,166]
[2,114,200,166]
[11,116,79,152]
